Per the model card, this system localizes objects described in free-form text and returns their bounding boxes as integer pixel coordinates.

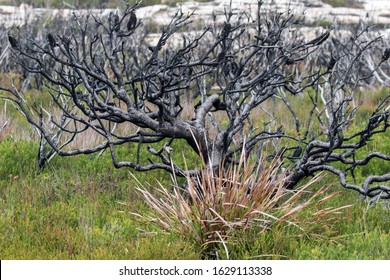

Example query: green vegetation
[0,0,364,9]
[0,0,388,261]
[0,0,211,8]
[0,138,389,259]
[322,0,363,9]
[0,85,389,259]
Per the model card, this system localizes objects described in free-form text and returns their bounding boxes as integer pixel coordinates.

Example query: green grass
[1,79,389,259]
[0,140,199,259]
[0,138,389,260]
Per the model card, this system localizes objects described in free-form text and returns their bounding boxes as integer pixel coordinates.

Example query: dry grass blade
[132,155,349,258]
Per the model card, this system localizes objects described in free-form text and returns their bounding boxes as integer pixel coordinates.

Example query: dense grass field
[0,86,389,260]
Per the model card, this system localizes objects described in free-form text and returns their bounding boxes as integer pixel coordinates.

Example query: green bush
[0,139,38,179]
[322,0,363,8]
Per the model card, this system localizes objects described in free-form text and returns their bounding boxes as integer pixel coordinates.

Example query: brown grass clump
[132,154,350,259]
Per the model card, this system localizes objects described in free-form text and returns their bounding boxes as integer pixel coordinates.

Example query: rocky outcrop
[0,1,389,29]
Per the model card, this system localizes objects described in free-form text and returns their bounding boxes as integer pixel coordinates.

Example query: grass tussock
[133,154,351,259]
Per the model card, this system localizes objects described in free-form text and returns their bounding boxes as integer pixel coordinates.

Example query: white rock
[0,1,389,28]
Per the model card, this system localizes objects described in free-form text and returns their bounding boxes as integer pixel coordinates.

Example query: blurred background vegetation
[322,0,364,8]
[0,0,364,9]
[0,0,211,9]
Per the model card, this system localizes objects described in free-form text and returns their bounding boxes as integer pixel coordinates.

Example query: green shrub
[322,0,363,8]
[0,139,38,179]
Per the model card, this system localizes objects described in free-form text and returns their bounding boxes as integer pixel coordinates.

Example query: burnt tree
[1,1,389,199]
